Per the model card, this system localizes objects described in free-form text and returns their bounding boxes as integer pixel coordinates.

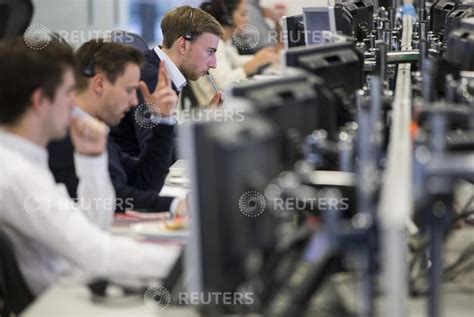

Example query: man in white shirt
[0,37,180,296]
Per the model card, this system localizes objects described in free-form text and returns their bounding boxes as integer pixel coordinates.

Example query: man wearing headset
[48,40,186,215]
[0,37,180,297]
[111,6,224,157]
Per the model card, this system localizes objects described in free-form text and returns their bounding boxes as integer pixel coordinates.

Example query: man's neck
[161,47,181,69]
[1,116,48,147]
[75,90,99,118]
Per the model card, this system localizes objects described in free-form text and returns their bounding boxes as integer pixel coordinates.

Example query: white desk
[21,177,474,317]
[22,276,198,317]
[23,178,192,317]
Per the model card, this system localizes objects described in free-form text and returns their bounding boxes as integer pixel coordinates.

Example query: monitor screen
[284,41,363,93]
[180,117,282,314]
[303,7,336,45]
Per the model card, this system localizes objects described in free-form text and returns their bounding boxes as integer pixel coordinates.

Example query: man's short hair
[161,6,224,49]
[0,37,75,125]
[75,39,144,91]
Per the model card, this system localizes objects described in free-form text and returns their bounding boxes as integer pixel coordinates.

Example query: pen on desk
[207,71,219,95]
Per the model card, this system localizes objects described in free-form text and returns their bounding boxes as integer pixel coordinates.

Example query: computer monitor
[282,14,306,49]
[303,6,337,45]
[335,0,374,41]
[180,117,283,315]
[284,41,363,93]
[232,70,338,167]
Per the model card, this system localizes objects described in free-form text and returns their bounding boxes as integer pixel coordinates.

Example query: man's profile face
[46,68,76,140]
[181,32,219,81]
[99,63,140,127]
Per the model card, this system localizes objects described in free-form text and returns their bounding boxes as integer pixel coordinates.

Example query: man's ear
[30,88,47,113]
[90,73,106,95]
[176,37,189,55]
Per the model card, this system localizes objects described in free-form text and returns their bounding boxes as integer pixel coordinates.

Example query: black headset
[183,8,195,41]
[82,40,104,77]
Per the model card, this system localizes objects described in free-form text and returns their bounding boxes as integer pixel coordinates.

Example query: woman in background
[191,0,280,107]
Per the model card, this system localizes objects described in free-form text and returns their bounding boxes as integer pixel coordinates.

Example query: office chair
[109,30,149,52]
[0,0,34,39]
[0,229,34,316]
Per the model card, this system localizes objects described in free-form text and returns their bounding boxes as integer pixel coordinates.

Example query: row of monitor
[177,2,374,314]
[282,7,337,49]
[282,0,375,49]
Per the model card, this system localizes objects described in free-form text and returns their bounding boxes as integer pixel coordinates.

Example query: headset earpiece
[82,41,103,77]
[183,9,195,41]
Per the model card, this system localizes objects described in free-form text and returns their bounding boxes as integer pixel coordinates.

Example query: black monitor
[334,1,374,41]
[232,70,338,167]
[282,14,306,49]
[284,41,363,93]
[180,117,283,315]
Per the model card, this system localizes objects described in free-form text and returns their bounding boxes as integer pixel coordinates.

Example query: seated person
[192,0,280,107]
[48,39,186,215]
[0,37,179,296]
[110,5,224,157]
[237,0,286,54]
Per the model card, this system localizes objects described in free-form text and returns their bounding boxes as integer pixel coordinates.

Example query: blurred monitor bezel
[282,14,306,49]
[181,118,282,314]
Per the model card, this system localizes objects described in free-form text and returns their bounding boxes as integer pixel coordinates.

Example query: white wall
[30,0,130,48]
[262,0,335,16]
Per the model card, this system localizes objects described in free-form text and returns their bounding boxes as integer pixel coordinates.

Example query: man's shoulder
[141,49,161,90]
[0,146,48,179]
[143,49,161,70]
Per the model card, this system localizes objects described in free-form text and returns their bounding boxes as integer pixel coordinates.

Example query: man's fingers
[155,62,165,89]
[138,81,151,99]
[156,61,172,90]
[209,91,223,107]
[159,62,172,88]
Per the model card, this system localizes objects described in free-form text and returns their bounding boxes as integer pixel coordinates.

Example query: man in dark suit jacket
[48,39,186,214]
[111,5,224,157]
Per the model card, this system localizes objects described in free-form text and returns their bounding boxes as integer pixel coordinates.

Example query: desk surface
[22,184,474,317]
[22,277,198,317]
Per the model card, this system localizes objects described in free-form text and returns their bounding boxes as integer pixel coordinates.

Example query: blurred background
[29,0,330,47]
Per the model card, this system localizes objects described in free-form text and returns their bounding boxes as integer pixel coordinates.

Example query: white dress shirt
[151,45,185,124]
[191,39,253,107]
[153,45,187,92]
[0,131,180,295]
